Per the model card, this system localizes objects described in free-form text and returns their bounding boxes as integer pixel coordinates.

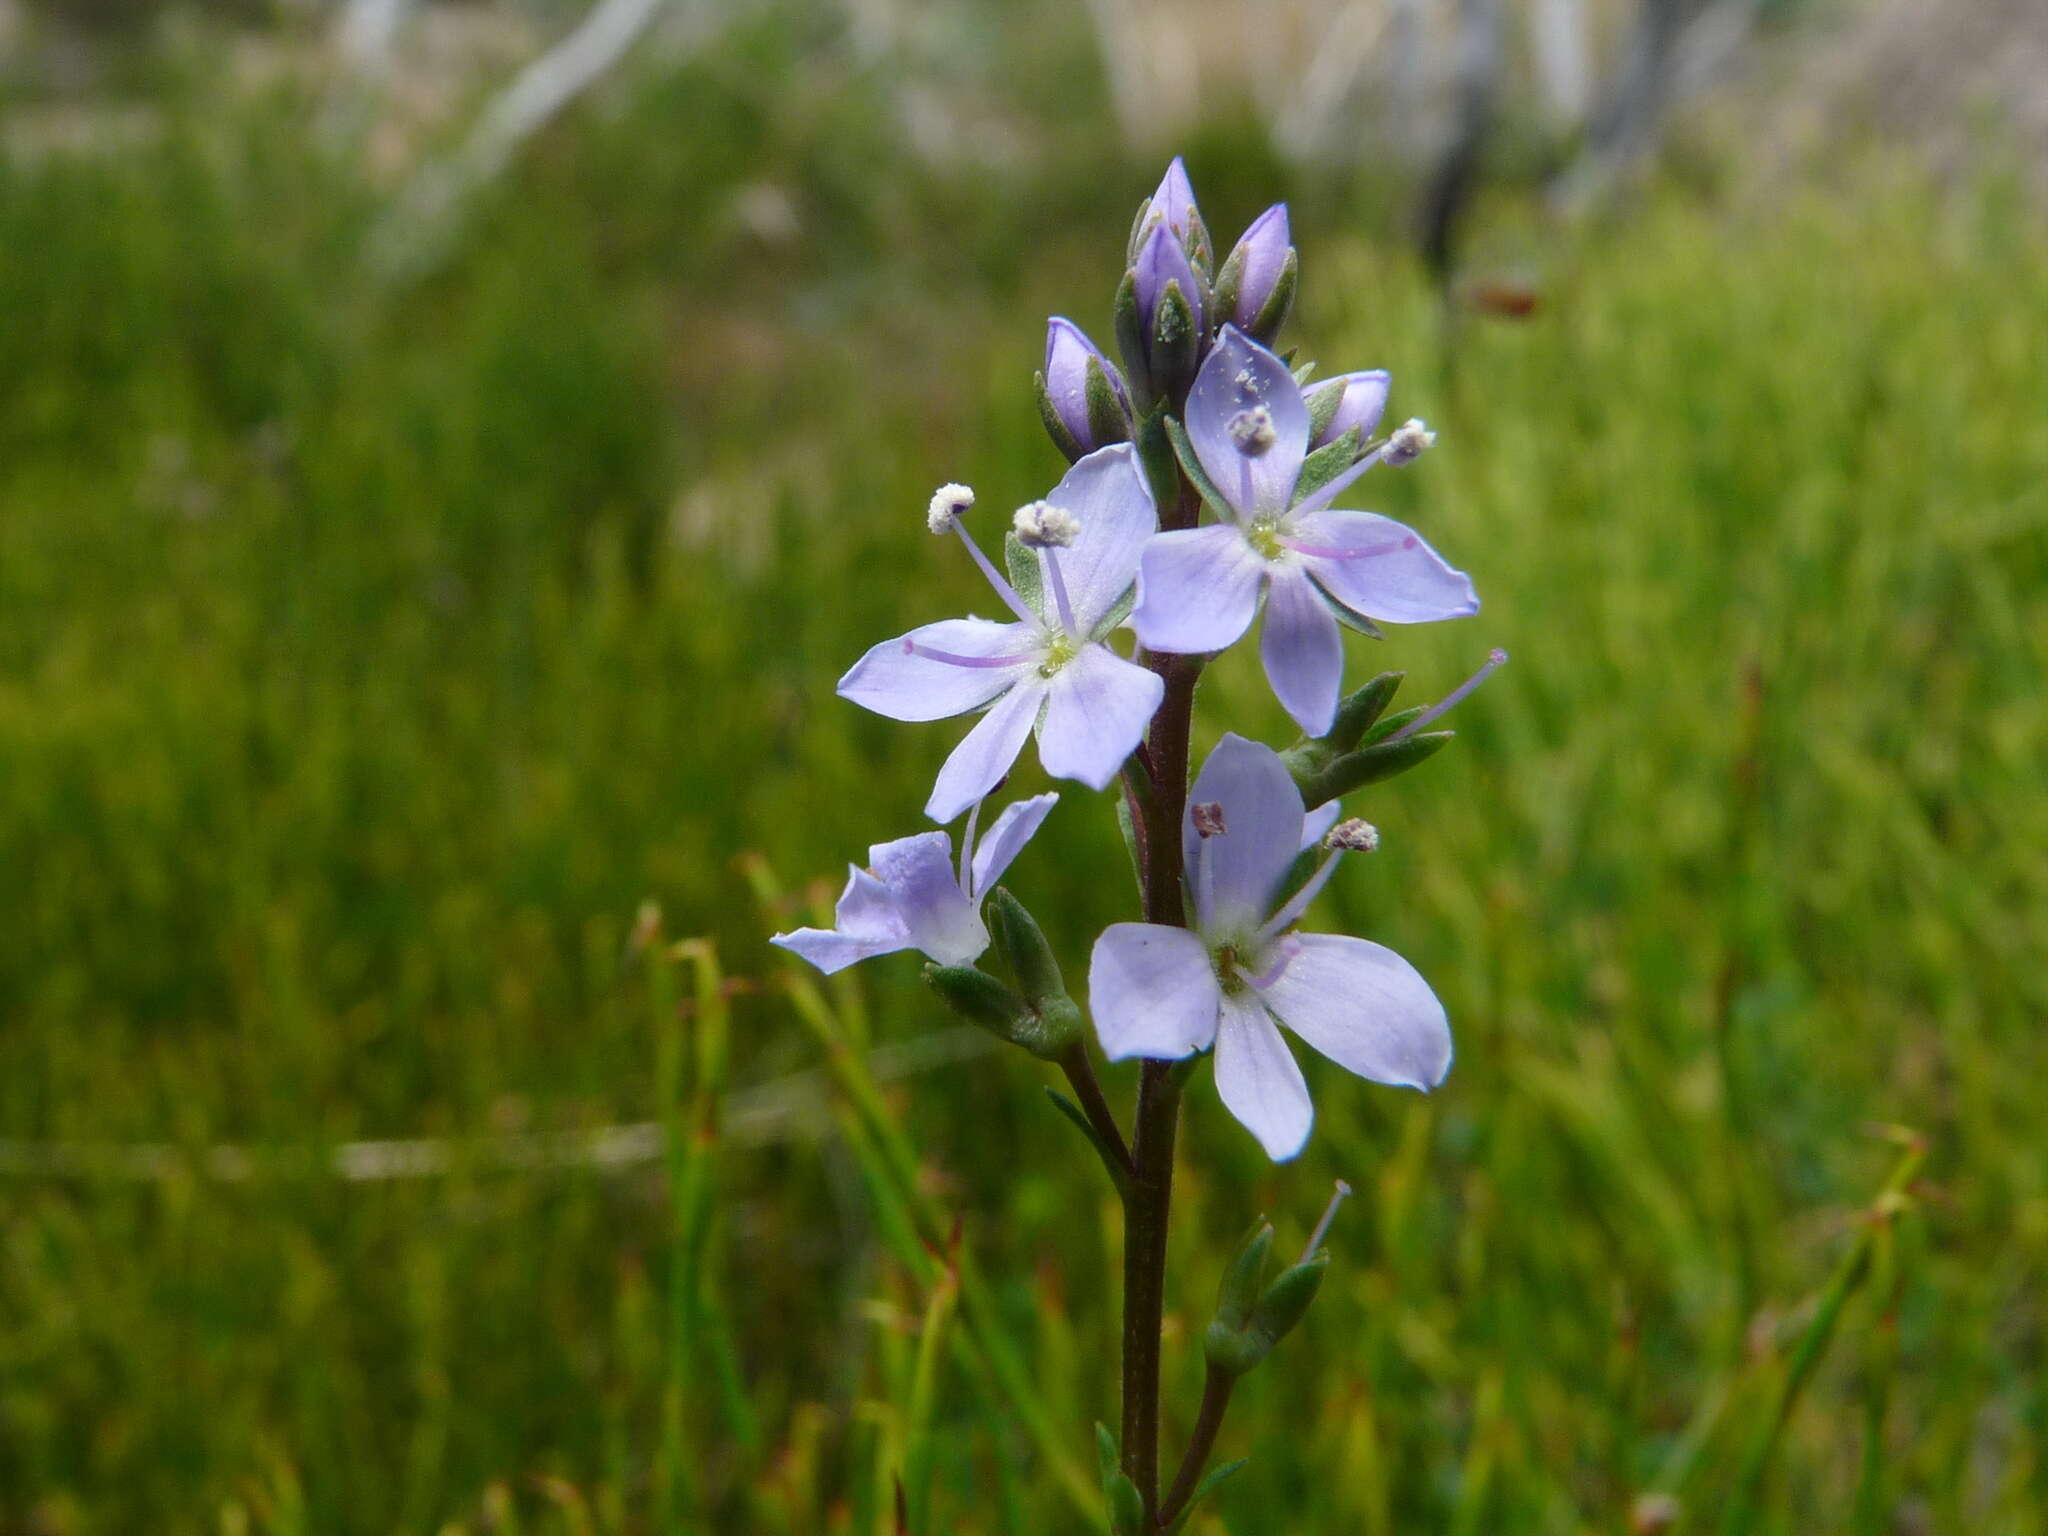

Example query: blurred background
[2,0,2045,1531]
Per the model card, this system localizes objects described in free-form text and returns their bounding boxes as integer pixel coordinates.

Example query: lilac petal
[1038,644,1165,791]
[1213,992,1313,1160]
[839,618,1037,722]
[1148,156,1200,244]
[968,791,1059,898]
[1260,564,1345,736]
[1288,509,1478,625]
[869,831,986,965]
[1044,317,1127,449]
[925,679,1047,824]
[1185,326,1308,520]
[1306,370,1390,449]
[1088,923,1222,1060]
[1300,801,1340,851]
[1043,445,1157,633]
[770,867,911,974]
[1226,204,1292,330]
[1182,732,1306,935]
[1131,525,1267,655]
[1255,932,1452,1090]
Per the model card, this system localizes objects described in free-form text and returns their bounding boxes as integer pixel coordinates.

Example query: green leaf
[1044,1087,1131,1198]
[1163,1458,1249,1533]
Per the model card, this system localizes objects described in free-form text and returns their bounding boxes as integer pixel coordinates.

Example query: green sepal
[985,887,1069,1014]
[1214,1221,1274,1331]
[1305,375,1346,443]
[1294,730,1454,808]
[1114,785,1145,899]
[1327,595,1385,639]
[1292,359,1320,387]
[1326,671,1405,753]
[1203,1316,1265,1379]
[1045,1087,1131,1198]
[1244,246,1298,345]
[922,964,1078,1059]
[1293,427,1361,507]
[1250,1254,1329,1344]
[1133,403,1180,523]
[1162,1458,1248,1534]
[1035,367,1086,463]
[1163,413,1233,519]
[1004,531,1046,618]
[1088,583,1136,643]
[1362,704,1426,745]
[1113,269,1149,413]
[1097,1424,1145,1536]
[1182,208,1214,277]
[1210,244,1245,336]
[1125,200,1155,265]
[1083,355,1132,450]
[1151,279,1201,407]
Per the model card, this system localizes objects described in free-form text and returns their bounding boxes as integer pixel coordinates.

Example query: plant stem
[1057,1043,1133,1178]
[1120,1058,1183,1519]
[1158,1364,1235,1528]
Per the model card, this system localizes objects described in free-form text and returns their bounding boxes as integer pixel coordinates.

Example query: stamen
[1191,802,1228,838]
[927,482,975,533]
[1383,418,1435,467]
[1042,546,1080,638]
[1227,405,1277,456]
[1280,533,1416,561]
[902,638,1037,670]
[1300,1179,1354,1263]
[946,518,1041,627]
[1323,818,1379,853]
[1012,501,1079,548]
[1383,647,1509,742]
[1254,845,1347,946]
[1244,934,1300,990]
[958,796,983,895]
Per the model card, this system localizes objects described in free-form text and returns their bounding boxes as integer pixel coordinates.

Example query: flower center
[1247,517,1287,561]
[1212,942,1249,994]
[1037,631,1080,677]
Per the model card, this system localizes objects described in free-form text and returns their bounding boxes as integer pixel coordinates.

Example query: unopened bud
[1306,371,1391,449]
[1384,418,1436,467]
[1040,317,1131,459]
[1216,203,1295,343]
[1012,501,1080,548]
[927,483,975,533]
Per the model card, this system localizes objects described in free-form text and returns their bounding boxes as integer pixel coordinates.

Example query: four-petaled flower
[839,445,1165,825]
[1132,327,1478,736]
[771,793,1059,974]
[1088,735,1451,1160]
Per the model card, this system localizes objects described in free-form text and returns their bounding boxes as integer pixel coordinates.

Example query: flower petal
[869,831,986,965]
[1037,644,1165,791]
[1182,733,1306,935]
[925,679,1046,824]
[1260,564,1345,735]
[838,618,1038,722]
[1042,444,1157,633]
[1088,923,1222,1060]
[1131,525,1266,654]
[1185,326,1308,520]
[968,792,1059,898]
[770,867,912,974]
[1288,509,1478,625]
[1256,932,1452,1090]
[1213,992,1313,1160]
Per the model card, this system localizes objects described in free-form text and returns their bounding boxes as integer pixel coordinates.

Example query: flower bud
[1116,223,1206,410]
[1214,203,1296,344]
[1036,317,1131,461]
[1305,370,1391,449]
[1127,154,1211,272]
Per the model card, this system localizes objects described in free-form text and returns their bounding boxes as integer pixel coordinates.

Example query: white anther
[927,482,975,534]
[1323,818,1380,853]
[1012,500,1080,548]
[1384,418,1436,466]
[1227,405,1277,456]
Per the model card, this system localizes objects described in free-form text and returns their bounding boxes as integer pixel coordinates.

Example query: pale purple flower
[1131,327,1477,737]
[1087,735,1450,1161]
[1306,370,1390,449]
[1043,316,1131,453]
[772,793,1058,974]
[839,445,1165,824]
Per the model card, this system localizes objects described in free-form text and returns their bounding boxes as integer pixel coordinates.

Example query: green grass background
[2,25,2045,1535]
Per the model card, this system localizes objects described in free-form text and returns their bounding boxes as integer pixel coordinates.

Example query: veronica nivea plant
[773,158,1504,1531]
